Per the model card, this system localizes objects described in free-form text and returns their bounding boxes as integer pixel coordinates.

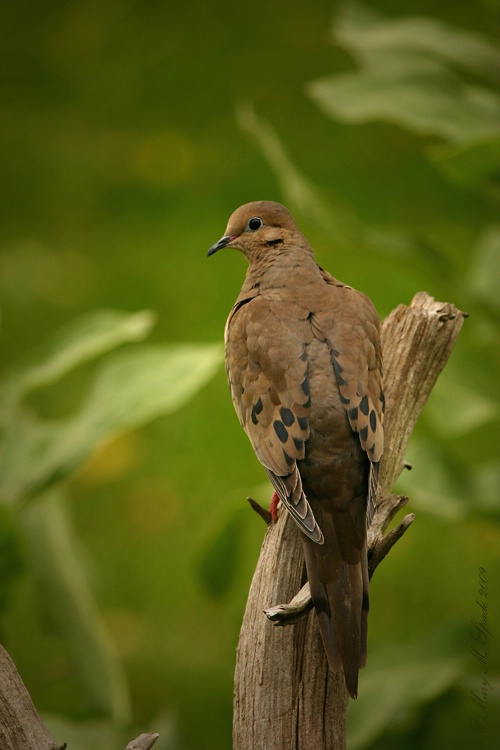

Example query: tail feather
[303,531,369,699]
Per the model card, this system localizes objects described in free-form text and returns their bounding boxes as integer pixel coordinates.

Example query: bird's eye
[247,217,263,231]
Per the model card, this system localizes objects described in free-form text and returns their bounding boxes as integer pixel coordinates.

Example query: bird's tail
[303,527,369,699]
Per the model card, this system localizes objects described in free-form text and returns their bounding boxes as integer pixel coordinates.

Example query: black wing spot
[273,420,288,443]
[282,449,294,466]
[359,395,369,415]
[369,409,377,432]
[251,396,264,425]
[349,406,358,421]
[379,390,386,413]
[280,407,295,426]
[332,357,345,386]
[297,416,309,431]
[300,375,311,397]
[360,425,369,443]
[293,437,304,452]
[340,393,351,405]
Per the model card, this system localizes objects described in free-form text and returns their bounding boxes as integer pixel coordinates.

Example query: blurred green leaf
[0,504,25,615]
[424,374,499,438]
[348,624,465,749]
[349,660,461,748]
[467,225,500,311]
[431,136,500,190]
[308,69,500,144]
[396,440,466,520]
[469,460,500,518]
[308,3,500,145]
[76,343,223,435]
[195,505,249,599]
[397,439,500,521]
[0,343,223,503]
[332,2,500,78]
[23,490,130,721]
[0,309,156,417]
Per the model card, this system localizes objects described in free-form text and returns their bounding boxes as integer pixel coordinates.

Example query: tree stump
[233,292,466,750]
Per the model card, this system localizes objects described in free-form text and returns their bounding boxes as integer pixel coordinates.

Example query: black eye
[247,217,263,231]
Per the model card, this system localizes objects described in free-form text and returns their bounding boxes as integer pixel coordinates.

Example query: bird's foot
[269,491,280,523]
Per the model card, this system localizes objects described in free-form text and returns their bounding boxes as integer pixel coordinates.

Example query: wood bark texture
[233,292,466,750]
[0,644,61,750]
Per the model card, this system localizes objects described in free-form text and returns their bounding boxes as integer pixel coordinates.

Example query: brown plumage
[208,201,384,698]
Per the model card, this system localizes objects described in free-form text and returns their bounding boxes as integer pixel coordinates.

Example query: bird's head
[207,201,301,261]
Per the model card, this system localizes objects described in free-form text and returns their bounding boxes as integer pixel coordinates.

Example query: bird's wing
[312,275,385,522]
[225,294,323,543]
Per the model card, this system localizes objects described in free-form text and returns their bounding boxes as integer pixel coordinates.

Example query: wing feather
[225,295,323,543]
[311,277,385,520]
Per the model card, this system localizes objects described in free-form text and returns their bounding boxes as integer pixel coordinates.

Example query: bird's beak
[207,234,236,257]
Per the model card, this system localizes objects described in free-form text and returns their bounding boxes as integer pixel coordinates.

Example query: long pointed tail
[303,535,369,698]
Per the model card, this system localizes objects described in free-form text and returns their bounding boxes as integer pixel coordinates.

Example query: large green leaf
[0,309,155,418]
[308,68,500,144]
[0,343,223,503]
[22,490,130,721]
[332,3,500,78]
[307,3,500,145]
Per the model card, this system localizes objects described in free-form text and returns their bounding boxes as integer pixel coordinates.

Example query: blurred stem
[21,490,131,723]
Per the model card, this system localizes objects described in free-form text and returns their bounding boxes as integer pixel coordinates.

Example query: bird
[208,200,384,698]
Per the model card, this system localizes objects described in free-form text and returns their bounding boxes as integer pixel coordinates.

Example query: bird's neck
[241,241,320,294]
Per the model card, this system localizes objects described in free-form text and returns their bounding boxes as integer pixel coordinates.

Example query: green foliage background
[1,1,499,748]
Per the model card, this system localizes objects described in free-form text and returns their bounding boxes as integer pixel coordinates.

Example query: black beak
[207,235,233,257]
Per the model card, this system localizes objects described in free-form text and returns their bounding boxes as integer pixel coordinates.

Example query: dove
[208,201,384,698]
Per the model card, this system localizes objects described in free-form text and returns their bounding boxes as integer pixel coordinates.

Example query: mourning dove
[208,201,384,698]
